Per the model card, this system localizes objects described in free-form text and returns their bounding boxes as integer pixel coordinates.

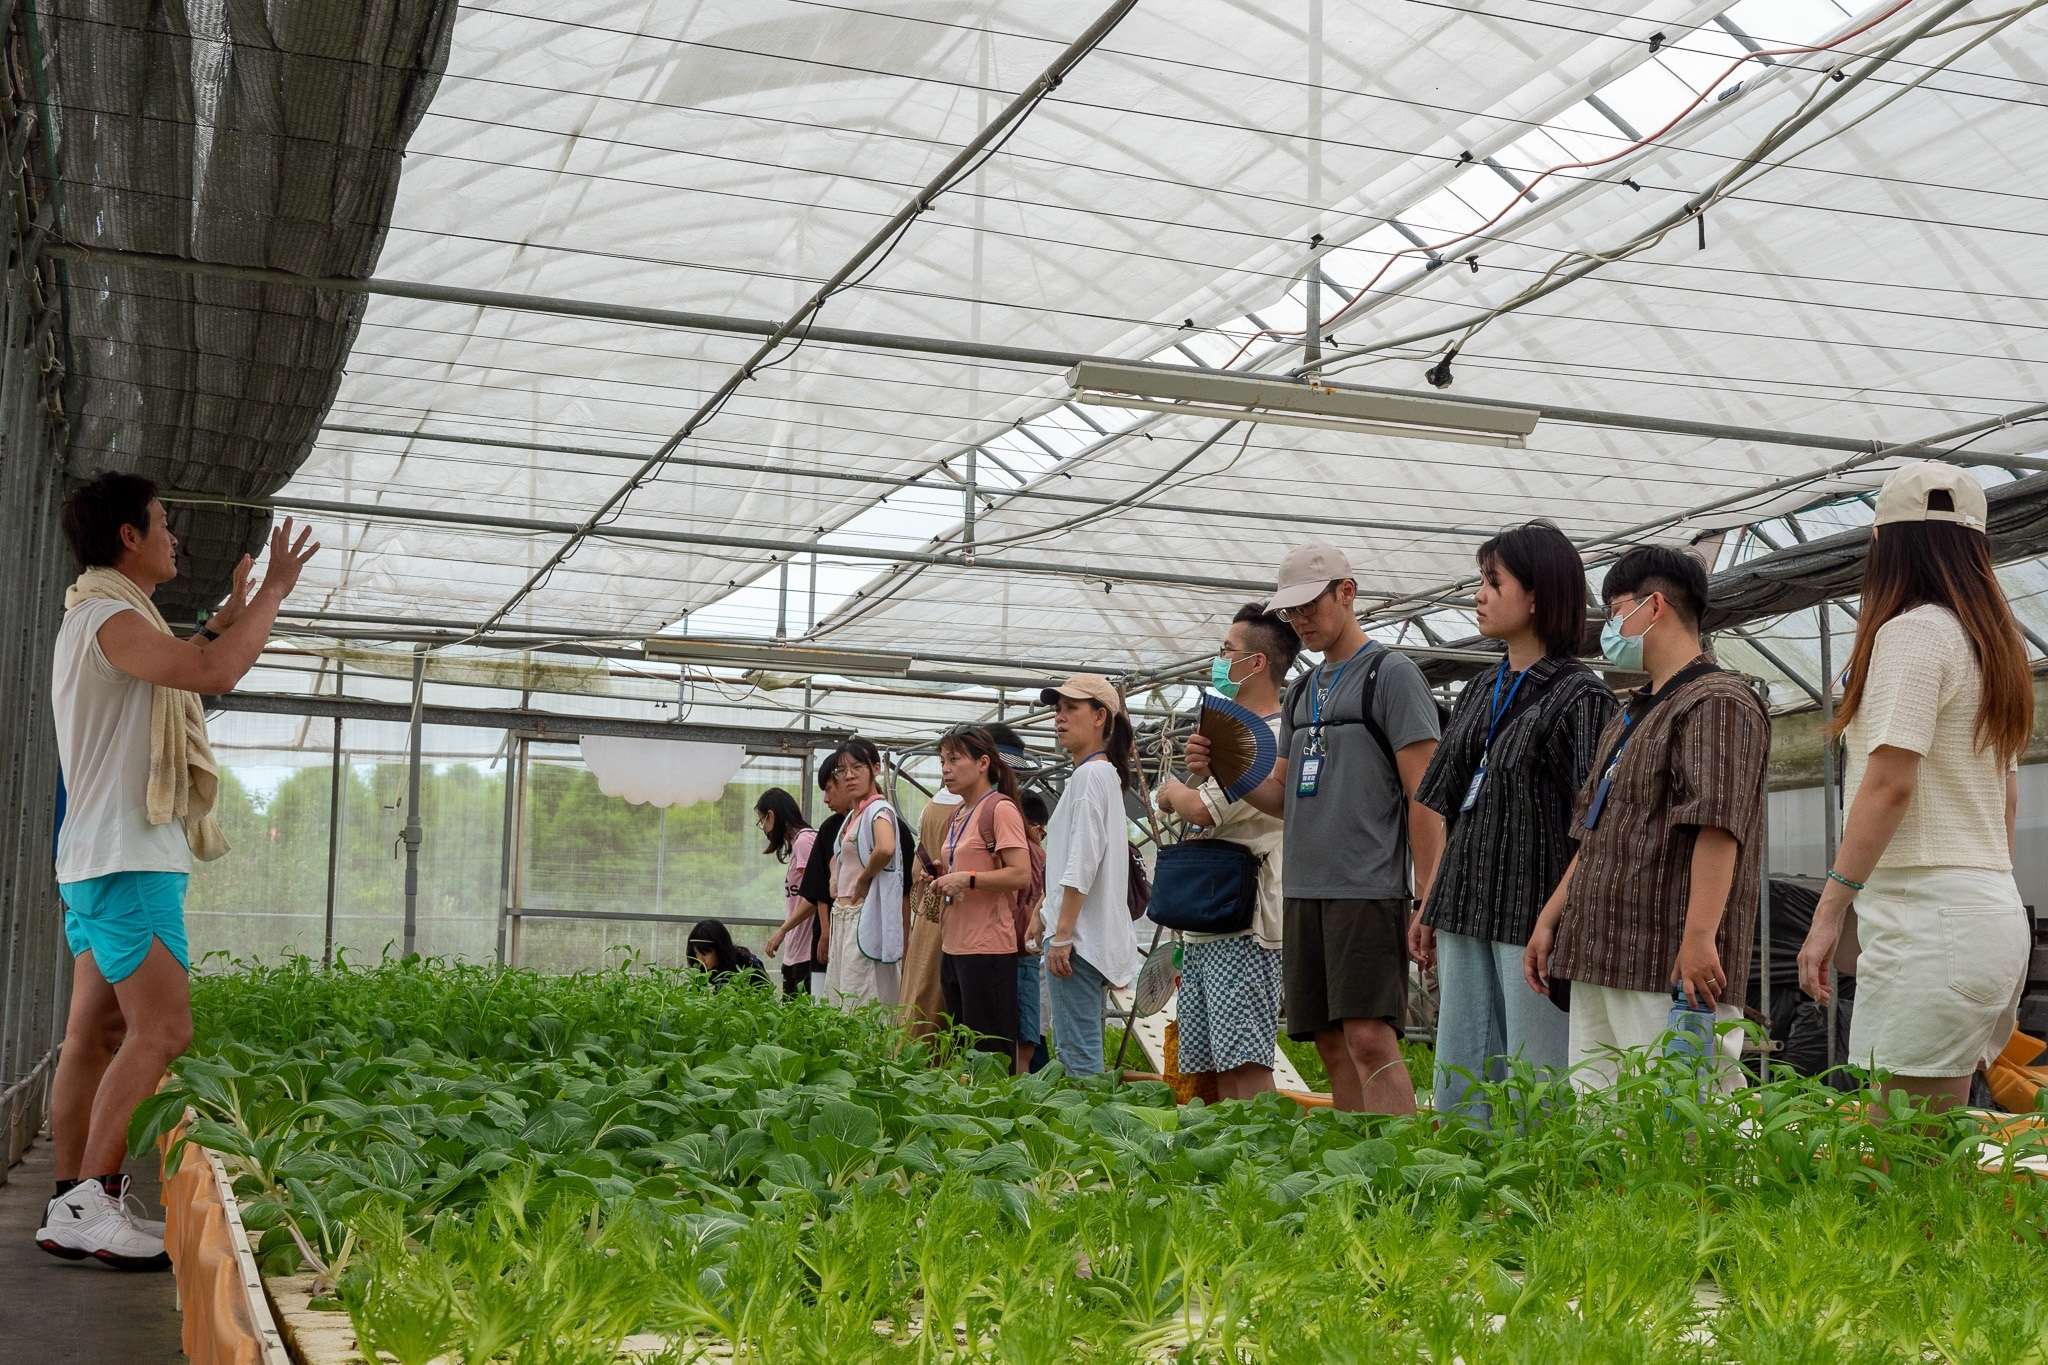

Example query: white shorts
[1848,866,2027,1078]
[822,905,902,1012]
[1566,982,1744,1094]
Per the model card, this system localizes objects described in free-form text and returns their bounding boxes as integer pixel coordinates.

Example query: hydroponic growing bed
[142,960,2048,1363]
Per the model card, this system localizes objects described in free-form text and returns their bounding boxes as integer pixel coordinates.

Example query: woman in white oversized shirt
[1798,463,2034,1110]
[1038,674,1138,1077]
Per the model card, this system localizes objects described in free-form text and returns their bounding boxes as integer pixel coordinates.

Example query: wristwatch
[968,873,977,890]
[197,621,222,642]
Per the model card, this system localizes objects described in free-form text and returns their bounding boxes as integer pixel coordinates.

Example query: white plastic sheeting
[259,0,2047,709]
[579,735,746,807]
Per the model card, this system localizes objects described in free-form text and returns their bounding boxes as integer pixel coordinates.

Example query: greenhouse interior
[3,0,2047,1359]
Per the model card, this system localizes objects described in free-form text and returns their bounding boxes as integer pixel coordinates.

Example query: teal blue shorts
[59,871,191,984]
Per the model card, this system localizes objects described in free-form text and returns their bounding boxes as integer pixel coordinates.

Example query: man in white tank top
[36,473,316,1271]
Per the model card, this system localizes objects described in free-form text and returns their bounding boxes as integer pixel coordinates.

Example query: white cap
[1269,543,1354,611]
[1873,461,1988,532]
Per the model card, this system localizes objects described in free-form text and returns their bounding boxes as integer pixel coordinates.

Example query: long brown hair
[938,725,1024,811]
[1832,521,2033,766]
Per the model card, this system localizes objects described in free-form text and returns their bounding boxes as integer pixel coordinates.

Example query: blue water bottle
[1664,987,1716,1103]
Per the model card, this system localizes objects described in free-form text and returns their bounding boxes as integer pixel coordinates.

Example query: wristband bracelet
[1826,869,1866,893]
[1049,936,1074,948]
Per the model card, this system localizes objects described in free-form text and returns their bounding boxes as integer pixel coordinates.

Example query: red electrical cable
[1220,0,1920,369]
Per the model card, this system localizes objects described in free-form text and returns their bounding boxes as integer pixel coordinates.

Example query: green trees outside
[185,757,810,970]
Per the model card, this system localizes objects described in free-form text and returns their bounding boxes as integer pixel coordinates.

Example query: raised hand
[256,517,321,602]
[208,553,255,631]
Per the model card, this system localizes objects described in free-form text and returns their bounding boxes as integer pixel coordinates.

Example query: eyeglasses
[1275,583,1336,624]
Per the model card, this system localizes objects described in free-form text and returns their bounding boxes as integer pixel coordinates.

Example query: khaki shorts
[1283,897,1409,1040]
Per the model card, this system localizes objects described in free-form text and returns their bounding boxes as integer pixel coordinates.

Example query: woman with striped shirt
[1416,521,1617,1121]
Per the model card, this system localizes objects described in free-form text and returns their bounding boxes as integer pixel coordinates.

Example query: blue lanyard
[1481,662,1529,756]
[1600,711,1638,777]
[945,790,995,869]
[1309,652,1359,735]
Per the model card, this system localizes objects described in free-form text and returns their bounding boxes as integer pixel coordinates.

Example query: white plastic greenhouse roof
[247,0,2045,723]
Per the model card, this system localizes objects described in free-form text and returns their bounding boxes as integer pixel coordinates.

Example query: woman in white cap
[1038,674,1139,1077]
[1797,462,2033,1110]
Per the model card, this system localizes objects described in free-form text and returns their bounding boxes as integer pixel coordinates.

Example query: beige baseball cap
[1039,673,1124,715]
[1269,543,1353,612]
[1873,461,1988,532]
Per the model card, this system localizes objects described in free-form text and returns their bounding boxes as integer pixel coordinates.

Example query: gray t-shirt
[1277,643,1441,900]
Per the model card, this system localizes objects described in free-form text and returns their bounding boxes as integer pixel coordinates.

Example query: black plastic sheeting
[1417,469,2048,689]
[32,0,453,622]
[1699,469,2048,632]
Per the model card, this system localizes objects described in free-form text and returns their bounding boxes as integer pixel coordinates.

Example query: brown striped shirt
[1548,656,1771,997]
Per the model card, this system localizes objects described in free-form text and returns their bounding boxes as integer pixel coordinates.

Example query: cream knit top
[1843,604,2014,872]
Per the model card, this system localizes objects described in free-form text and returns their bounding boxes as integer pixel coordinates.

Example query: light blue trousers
[1048,950,1110,1077]
[1432,929,1568,1121]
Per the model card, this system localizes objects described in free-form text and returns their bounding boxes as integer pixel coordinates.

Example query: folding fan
[1197,690,1279,802]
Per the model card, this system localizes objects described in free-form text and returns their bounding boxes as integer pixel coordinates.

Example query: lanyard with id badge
[1296,653,1357,798]
[1582,659,1720,831]
[1461,661,1529,813]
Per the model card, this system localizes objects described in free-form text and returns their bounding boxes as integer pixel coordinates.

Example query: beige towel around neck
[63,567,230,862]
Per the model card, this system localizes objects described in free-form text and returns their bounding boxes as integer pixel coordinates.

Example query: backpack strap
[1295,645,1413,898]
[977,793,1008,855]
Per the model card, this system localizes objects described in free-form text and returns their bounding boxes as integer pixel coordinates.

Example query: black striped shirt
[1418,655,1618,946]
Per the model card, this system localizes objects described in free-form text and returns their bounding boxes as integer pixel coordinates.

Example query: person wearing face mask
[1522,545,1771,1093]
[1187,546,1444,1115]
[1155,603,1299,1100]
[1416,523,1617,1121]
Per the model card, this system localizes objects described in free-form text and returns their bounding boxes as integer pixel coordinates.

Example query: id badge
[1296,753,1324,797]
[1583,774,1614,830]
[1460,765,1486,812]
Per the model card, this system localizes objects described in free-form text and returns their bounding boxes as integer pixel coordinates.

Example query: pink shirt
[940,794,1029,956]
[782,828,818,965]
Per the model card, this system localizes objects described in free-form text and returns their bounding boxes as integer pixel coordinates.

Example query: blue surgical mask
[1209,653,1250,699]
[1600,598,1654,670]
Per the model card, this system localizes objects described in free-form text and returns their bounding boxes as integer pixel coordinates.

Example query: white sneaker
[41,1175,167,1237]
[36,1179,170,1270]
[107,1174,167,1239]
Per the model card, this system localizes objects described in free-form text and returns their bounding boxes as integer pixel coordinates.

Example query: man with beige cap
[1190,544,1443,1113]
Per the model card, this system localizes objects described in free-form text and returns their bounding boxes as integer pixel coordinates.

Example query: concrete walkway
[0,1138,185,1361]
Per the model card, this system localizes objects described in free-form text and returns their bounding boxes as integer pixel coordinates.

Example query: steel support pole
[401,646,426,956]
[775,559,789,641]
[963,446,978,564]
[323,662,344,965]
[1303,258,1321,370]
[494,732,518,966]
[1755,679,1772,1082]
[1817,605,1841,1067]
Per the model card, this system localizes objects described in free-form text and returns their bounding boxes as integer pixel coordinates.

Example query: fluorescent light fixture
[643,636,914,677]
[1068,361,1539,449]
